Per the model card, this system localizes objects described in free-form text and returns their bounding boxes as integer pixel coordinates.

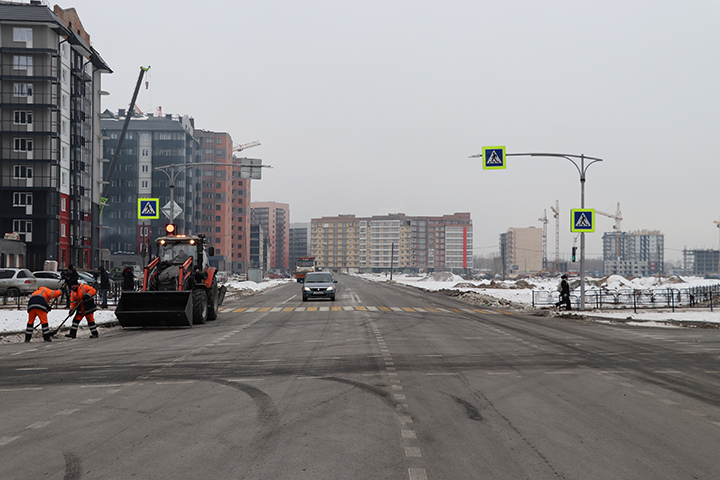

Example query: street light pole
[504,153,603,310]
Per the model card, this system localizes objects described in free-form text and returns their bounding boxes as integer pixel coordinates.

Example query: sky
[56,0,720,262]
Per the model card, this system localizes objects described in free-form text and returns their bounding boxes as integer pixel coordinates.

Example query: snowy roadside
[0,278,289,340]
[355,272,720,328]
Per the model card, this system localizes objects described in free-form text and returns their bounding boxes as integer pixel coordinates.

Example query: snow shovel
[50,309,75,337]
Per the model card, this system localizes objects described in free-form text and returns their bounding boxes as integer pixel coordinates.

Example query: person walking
[122,266,135,291]
[98,265,110,308]
[555,274,572,311]
[66,283,99,339]
[25,286,63,342]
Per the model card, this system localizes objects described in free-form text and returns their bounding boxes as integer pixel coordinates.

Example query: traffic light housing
[571,246,577,262]
[165,223,177,236]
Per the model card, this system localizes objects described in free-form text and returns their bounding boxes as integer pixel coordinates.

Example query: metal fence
[1,280,132,310]
[532,284,720,313]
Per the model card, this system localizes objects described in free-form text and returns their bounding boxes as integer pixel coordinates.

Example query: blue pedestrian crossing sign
[138,198,160,220]
[571,209,595,233]
[482,146,506,170]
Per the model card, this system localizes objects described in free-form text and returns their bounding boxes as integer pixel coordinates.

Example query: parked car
[77,270,98,288]
[32,271,64,290]
[302,271,338,301]
[0,268,38,297]
[216,271,229,284]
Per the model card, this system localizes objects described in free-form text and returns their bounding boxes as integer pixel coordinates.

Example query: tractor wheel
[192,288,208,324]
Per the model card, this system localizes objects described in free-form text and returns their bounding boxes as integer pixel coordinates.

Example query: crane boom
[101,66,151,203]
[233,141,261,153]
[595,202,622,232]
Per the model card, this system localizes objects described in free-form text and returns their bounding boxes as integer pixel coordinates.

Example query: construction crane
[596,202,623,232]
[233,141,261,153]
[596,202,623,261]
[550,200,560,273]
[539,209,548,271]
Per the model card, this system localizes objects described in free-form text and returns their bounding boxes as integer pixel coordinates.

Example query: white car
[0,268,38,297]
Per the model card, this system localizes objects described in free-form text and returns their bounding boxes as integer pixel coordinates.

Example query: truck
[114,224,225,328]
[294,256,316,283]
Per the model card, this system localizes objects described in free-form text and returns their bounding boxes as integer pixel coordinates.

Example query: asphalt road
[2,275,720,479]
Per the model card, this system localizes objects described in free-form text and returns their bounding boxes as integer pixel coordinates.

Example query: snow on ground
[357,272,720,326]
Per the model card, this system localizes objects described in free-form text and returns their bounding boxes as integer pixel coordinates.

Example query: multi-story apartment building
[682,249,718,276]
[359,214,413,272]
[311,214,359,272]
[602,230,664,276]
[250,202,289,272]
[501,227,543,275]
[0,2,111,270]
[100,111,199,265]
[311,212,472,274]
[289,222,310,271]
[194,130,251,273]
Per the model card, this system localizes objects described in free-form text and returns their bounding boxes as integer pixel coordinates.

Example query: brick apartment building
[250,201,289,273]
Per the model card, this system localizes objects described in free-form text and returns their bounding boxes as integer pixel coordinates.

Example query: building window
[13,56,32,70]
[13,219,32,234]
[61,198,67,212]
[61,223,66,238]
[13,111,33,125]
[12,192,32,207]
[13,139,33,152]
[13,28,33,43]
[13,83,32,97]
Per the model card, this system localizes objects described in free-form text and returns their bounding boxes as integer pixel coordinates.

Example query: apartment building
[311,212,473,273]
[500,227,543,275]
[311,214,359,272]
[0,2,111,270]
[100,111,199,266]
[195,130,250,273]
[602,230,664,276]
[250,202,289,272]
[289,222,310,270]
[682,249,718,276]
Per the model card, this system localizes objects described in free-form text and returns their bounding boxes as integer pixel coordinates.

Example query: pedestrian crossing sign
[482,146,506,170]
[138,198,160,220]
[571,209,595,233]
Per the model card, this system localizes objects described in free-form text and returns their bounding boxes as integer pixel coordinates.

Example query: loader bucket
[115,291,194,328]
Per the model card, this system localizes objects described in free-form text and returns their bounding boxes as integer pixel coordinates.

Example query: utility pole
[539,209,548,272]
[550,200,560,273]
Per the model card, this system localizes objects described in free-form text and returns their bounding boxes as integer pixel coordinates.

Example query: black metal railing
[532,284,720,313]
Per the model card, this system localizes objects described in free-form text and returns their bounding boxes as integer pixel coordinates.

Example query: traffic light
[165,223,177,236]
[571,246,577,262]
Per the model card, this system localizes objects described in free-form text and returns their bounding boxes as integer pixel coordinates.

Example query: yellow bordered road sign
[138,198,160,220]
[571,209,595,233]
[482,146,506,170]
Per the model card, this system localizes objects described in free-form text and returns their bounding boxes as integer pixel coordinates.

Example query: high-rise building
[289,222,310,271]
[0,2,111,270]
[100,112,199,267]
[194,130,250,274]
[603,230,664,276]
[250,202,289,272]
[311,214,359,272]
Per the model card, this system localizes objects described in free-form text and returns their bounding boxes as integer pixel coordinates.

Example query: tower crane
[550,200,560,273]
[596,202,622,232]
[233,141,261,153]
[539,209,548,271]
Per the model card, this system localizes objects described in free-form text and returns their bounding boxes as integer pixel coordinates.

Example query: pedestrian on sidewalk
[98,265,110,308]
[555,274,572,311]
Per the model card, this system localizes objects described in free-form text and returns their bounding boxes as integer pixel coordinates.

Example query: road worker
[66,283,99,339]
[26,286,63,343]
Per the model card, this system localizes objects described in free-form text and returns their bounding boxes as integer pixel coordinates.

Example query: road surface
[1,275,720,479]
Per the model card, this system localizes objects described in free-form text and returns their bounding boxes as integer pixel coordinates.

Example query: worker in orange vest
[65,283,99,339]
[26,286,63,342]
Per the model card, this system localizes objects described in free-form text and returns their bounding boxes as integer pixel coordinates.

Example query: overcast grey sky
[65,0,720,262]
